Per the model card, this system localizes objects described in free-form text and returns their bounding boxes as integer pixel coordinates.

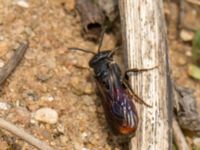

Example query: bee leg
[122,79,152,107]
[122,66,157,82]
[107,46,122,57]
[97,27,106,52]
[73,64,90,70]
[124,66,157,77]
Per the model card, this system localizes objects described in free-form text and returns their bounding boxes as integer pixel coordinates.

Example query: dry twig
[177,0,185,38]
[186,0,200,5]
[0,42,28,85]
[173,117,190,150]
[0,118,54,150]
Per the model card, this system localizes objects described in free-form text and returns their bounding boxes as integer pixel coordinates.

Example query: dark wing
[111,88,138,129]
[96,63,138,134]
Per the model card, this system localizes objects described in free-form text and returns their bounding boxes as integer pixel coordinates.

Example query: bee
[69,29,152,136]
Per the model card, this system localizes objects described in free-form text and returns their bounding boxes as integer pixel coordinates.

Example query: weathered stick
[186,0,200,6]
[119,1,173,150]
[177,0,185,38]
[0,118,54,150]
[0,42,28,85]
[173,117,190,150]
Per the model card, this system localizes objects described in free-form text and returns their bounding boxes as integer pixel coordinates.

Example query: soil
[167,2,200,109]
[0,0,199,150]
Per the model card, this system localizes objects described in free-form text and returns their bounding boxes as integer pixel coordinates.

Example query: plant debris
[76,0,105,41]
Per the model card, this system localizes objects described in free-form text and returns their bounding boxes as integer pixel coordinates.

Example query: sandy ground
[0,0,123,149]
[0,0,200,150]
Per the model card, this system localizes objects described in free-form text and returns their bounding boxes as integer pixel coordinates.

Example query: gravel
[33,107,58,124]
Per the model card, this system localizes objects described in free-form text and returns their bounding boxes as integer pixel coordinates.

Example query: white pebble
[0,36,4,41]
[15,0,29,8]
[81,132,88,139]
[47,96,54,101]
[34,108,58,124]
[180,30,194,42]
[0,102,11,110]
[193,137,200,147]
[41,95,55,101]
[0,59,5,68]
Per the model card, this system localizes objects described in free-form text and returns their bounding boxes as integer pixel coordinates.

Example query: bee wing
[111,88,138,128]
[97,64,138,129]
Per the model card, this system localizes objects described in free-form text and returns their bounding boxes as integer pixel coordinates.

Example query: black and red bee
[69,30,151,136]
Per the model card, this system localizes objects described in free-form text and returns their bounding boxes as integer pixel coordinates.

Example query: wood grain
[119,1,173,150]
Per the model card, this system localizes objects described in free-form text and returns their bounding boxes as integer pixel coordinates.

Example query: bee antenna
[68,48,96,55]
[97,28,106,53]
[108,46,122,57]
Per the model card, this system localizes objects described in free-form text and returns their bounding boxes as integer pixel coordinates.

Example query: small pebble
[81,132,88,139]
[82,148,89,150]
[84,83,94,94]
[0,102,11,110]
[50,141,56,146]
[41,95,55,102]
[60,135,68,144]
[43,56,56,69]
[180,29,194,42]
[47,96,54,101]
[30,119,35,124]
[177,57,187,66]
[73,142,83,150]
[193,137,200,147]
[34,108,58,124]
[0,35,4,41]
[185,50,192,57]
[0,59,5,68]
[22,90,38,101]
[57,124,65,133]
[36,68,53,82]
[24,27,35,37]
[15,0,29,8]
